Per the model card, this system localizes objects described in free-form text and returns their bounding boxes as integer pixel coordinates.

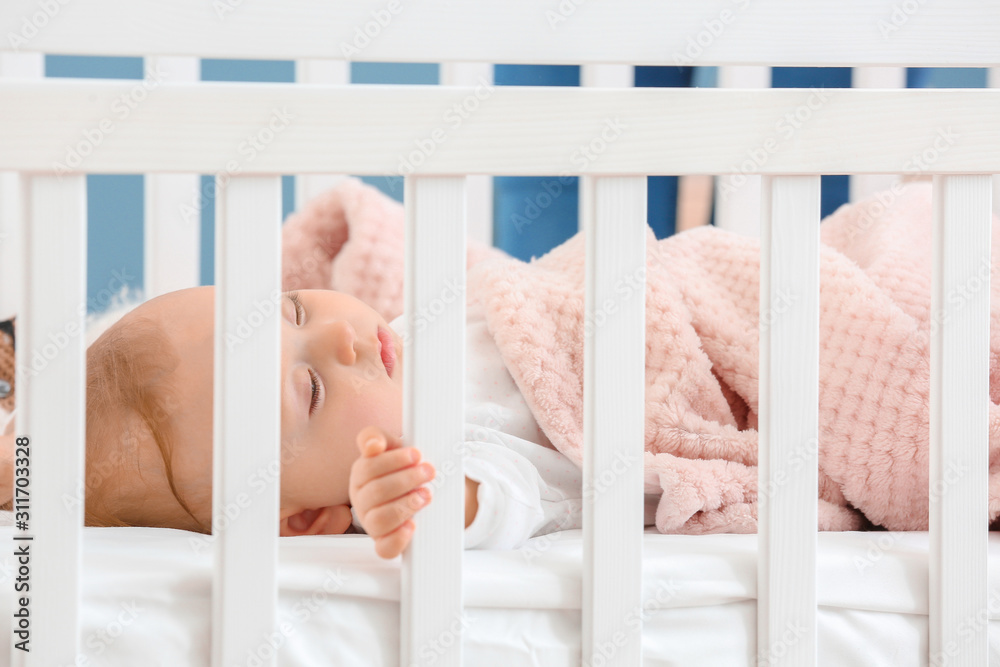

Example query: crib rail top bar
[2,0,998,66]
[1,84,998,176]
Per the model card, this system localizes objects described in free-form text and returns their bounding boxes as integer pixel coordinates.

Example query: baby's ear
[280,505,353,537]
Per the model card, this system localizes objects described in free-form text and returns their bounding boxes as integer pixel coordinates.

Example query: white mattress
[1,525,999,666]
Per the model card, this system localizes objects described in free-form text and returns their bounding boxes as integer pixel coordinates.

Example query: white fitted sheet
[1,525,999,666]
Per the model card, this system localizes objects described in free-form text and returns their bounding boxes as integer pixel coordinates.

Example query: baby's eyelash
[288,291,304,325]
[307,368,321,415]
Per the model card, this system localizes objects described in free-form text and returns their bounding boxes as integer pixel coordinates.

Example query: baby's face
[276,288,404,528]
[130,286,403,534]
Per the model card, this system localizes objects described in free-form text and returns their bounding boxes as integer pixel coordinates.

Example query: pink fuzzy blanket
[282,178,1000,535]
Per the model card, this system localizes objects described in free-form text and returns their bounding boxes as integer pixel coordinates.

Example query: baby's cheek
[341,385,402,440]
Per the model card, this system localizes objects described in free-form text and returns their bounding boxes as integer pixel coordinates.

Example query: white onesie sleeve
[349,425,584,550]
[461,423,584,550]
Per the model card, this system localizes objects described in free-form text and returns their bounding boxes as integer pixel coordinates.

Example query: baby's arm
[349,426,481,559]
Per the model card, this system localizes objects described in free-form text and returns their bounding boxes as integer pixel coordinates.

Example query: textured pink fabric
[281,177,505,323]
[282,178,1000,535]
[469,181,1000,534]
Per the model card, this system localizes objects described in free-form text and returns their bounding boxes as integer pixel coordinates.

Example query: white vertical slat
[400,176,465,667]
[294,59,350,207]
[928,175,991,667]
[211,175,282,667]
[0,52,43,320]
[758,175,819,667]
[14,175,86,667]
[990,69,1000,220]
[440,62,494,247]
[715,66,770,238]
[581,175,646,667]
[143,56,201,298]
[849,67,906,203]
[581,64,633,88]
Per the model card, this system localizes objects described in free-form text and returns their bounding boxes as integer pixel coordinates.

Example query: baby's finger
[352,446,423,484]
[363,487,432,539]
[353,461,435,512]
[373,520,415,560]
[355,425,403,458]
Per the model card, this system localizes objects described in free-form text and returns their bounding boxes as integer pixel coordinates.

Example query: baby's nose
[330,320,357,365]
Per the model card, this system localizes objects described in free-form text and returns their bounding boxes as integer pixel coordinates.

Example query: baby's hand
[349,425,435,559]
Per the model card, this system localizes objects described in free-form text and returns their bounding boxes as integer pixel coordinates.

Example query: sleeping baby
[4,177,1000,550]
[2,284,620,559]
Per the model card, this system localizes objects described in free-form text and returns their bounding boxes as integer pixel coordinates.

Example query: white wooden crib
[1,1,999,665]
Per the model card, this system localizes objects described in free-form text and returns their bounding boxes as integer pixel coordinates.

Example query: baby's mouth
[377,326,396,378]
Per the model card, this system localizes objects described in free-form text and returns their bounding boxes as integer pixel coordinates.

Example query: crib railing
[2,2,999,666]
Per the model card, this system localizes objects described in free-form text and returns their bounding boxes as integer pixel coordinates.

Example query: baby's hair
[84,315,206,532]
